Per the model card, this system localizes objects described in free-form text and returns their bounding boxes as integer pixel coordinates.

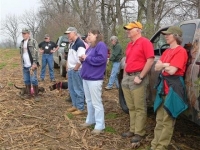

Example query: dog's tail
[14,84,23,89]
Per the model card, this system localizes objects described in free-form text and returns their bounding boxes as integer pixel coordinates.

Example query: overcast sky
[0,0,40,42]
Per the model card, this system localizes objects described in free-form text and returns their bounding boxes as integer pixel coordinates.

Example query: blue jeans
[107,62,120,88]
[83,79,105,130]
[23,67,38,85]
[68,70,85,111]
[40,54,54,80]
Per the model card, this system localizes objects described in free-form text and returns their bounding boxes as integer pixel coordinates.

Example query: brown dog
[49,82,68,96]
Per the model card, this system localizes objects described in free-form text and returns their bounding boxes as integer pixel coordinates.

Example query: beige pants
[151,100,175,150]
[122,74,148,136]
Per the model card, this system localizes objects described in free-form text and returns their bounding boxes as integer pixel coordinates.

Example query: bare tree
[20,9,42,38]
[1,15,20,48]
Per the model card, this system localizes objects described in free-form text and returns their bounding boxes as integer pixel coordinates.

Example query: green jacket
[19,38,39,66]
[154,74,188,118]
[109,43,122,62]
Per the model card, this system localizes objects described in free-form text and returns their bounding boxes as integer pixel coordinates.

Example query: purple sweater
[81,41,108,80]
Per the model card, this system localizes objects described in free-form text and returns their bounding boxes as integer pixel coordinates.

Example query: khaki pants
[122,74,148,136]
[151,100,175,150]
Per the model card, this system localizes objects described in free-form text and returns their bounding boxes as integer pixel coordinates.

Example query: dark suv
[119,19,200,126]
[53,35,69,77]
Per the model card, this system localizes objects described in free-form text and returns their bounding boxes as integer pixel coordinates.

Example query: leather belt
[127,72,140,76]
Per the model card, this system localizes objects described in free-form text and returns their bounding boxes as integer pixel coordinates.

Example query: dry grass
[0,49,200,150]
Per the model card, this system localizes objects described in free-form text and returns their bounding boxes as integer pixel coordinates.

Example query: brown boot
[22,84,31,99]
[67,106,77,112]
[71,109,84,115]
[33,85,40,102]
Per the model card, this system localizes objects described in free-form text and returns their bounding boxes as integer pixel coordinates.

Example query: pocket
[121,75,129,87]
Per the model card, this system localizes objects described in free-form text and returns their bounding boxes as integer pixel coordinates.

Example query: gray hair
[110,36,118,42]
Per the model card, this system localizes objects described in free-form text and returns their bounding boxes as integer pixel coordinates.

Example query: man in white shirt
[65,27,86,115]
[19,28,40,101]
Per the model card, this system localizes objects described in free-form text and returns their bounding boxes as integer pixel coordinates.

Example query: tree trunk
[101,0,109,44]
[116,0,123,26]
[146,0,155,38]
[198,0,200,18]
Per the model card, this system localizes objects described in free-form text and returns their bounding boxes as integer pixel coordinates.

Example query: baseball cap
[64,27,77,34]
[44,34,50,38]
[162,26,182,37]
[22,28,30,33]
[123,21,143,30]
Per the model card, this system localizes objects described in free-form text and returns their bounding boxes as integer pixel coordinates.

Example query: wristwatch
[137,75,143,81]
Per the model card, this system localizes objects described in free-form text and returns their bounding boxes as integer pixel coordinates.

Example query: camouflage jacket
[19,38,39,66]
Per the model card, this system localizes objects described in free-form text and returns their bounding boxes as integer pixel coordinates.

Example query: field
[0,49,200,150]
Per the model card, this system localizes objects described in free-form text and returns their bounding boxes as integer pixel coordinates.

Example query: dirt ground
[0,49,200,150]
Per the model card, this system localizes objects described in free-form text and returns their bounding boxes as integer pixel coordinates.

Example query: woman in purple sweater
[80,29,108,135]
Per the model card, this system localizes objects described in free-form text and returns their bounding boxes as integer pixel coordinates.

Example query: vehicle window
[60,36,69,47]
[152,34,167,50]
[151,29,169,56]
[180,23,196,49]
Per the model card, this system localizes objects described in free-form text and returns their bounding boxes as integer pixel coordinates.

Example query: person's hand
[31,63,37,69]
[133,76,142,84]
[155,60,164,71]
[40,49,44,53]
[50,50,55,53]
[107,58,109,65]
[79,54,87,61]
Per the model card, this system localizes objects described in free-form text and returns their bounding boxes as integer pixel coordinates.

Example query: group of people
[120,22,188,149]
[19,20,188,149]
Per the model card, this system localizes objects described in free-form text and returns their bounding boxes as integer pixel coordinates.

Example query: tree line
[0,0,200,49]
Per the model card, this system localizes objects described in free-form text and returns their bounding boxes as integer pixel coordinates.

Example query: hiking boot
[91,129,104,135]
[21,84,31,99]
[33,85,40,102]
[67,106,77,112]
[71,109,84,115]
[105,86,112,90]
[80,123,95,127]
[121,131,134,137]
[131,134,144,143]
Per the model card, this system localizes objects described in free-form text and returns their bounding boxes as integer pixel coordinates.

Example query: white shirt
[23,39,31,67]
[67,41,86,69]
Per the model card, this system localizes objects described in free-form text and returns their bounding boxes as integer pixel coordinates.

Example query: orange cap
[123,21,143,30]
